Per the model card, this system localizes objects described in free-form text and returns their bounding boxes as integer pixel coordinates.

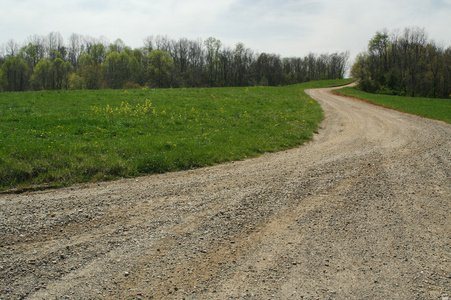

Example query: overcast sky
[1,0,450,64]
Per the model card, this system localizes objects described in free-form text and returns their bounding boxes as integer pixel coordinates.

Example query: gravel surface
[1,86,450,299]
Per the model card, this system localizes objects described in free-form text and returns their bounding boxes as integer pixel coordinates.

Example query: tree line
[351,27,451,98]
[0,32,349,92]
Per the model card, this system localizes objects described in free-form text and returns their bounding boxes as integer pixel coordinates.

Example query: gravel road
[1,86,450,299]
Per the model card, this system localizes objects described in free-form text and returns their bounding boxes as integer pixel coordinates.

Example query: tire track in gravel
[1,85,450,299]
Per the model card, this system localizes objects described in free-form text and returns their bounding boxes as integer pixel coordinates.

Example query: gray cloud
[1,0,450,61]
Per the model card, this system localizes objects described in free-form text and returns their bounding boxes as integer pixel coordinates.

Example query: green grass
[334,87,451,124]
[0,79,352,191]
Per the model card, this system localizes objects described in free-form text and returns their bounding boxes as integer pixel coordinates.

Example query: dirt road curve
[1,86,450,299]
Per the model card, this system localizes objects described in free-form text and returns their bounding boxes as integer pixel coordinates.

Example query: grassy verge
[0,79,352,191]
[298,78,354,89]
[334,87,451,124]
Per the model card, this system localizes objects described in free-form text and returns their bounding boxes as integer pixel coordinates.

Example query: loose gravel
[1,86,450,299]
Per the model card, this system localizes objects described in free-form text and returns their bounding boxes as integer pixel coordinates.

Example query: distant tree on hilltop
[351,27,451,98]
[0,32,350,91]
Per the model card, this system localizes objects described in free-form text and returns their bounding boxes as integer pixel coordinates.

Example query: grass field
[334,87,451,124]
[0,79,353,191]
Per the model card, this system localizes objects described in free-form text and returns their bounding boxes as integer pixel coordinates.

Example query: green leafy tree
[103,51,131,88]
[0,56,30,91]
[255,53,283,86]
[0,69,6,91]
[233,43,250,86]
[77,53,102,89]
[108,39,126,54]
[148,50,174,88]
[130,49,146,85]
[30,59,52,90]
[204,37,222,86]
[51,58,65,89]
[20,43,40,68]
[90,43,106,64]
[68,73,83,90]
[368,30,390,76]
[51,58,73,89]
[118,51,131,84]
[103,52,120,88]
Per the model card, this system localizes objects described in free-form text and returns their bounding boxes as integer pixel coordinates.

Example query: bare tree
[27,35,47,61]
[5,39,20,57]
[47,32,65,61]
[142,36,154,56]
[154,35,171,52]
[83,35,98,55]
[68,33,83,66]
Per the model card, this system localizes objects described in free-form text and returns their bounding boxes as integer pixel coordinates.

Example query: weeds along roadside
[334,87,451,124]
[0,79,354,192]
